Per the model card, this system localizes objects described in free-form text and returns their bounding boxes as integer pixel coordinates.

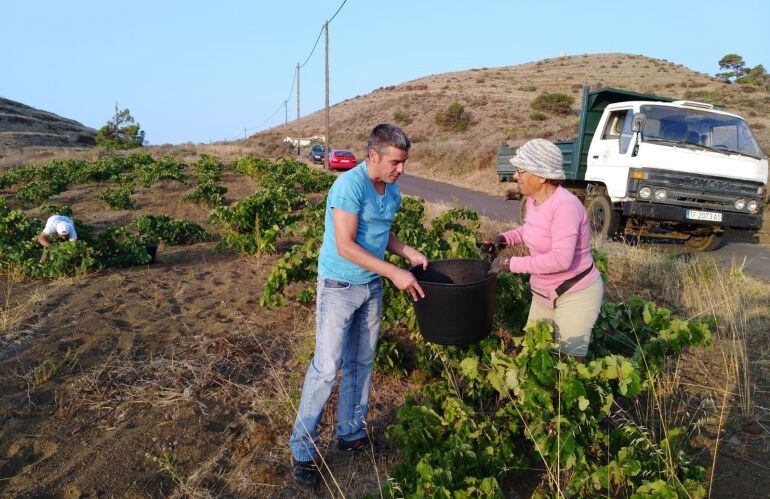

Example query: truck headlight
[654,188,668,201]
[639,186,652,199]
[747,200,758,212]
[734,199,747,210]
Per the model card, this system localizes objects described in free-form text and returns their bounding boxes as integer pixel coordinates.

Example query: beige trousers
[525,278,604,357]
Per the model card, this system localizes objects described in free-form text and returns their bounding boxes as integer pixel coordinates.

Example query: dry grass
[1,270,57,358]
[58,288,407,497]
[583,238,770,496]
[594,237,770,438]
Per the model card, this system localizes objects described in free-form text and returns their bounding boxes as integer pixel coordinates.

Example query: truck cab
[497,87,768,251]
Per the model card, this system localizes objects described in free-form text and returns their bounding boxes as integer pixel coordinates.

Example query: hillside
[256,53,770,195]
[0,97,96,151]
[2,53,768,195]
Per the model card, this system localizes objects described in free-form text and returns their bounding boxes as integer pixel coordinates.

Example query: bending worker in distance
[38,214,78,248]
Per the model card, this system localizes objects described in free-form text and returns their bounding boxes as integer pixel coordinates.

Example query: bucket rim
[409,258,494,288]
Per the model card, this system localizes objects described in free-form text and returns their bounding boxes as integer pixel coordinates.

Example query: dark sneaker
[292,459,321,489]
[337,436,371,453]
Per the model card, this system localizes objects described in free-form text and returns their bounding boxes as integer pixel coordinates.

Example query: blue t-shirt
[318,162,401,284]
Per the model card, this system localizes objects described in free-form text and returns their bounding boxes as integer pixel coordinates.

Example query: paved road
[398,173,770,282]
[398,174,523,223]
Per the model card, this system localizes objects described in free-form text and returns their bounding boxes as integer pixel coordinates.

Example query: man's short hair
[367,124,411,155]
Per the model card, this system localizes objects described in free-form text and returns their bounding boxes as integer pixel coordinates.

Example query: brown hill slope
[0,97,96,151]
[257,53,770,195]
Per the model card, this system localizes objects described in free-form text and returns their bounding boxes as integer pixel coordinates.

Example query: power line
[286,71,296,103]
[299,27,324,69]
[250,0,348,134]
[299,0,346,69]
[247,100,286,132]
[328,0,347,23]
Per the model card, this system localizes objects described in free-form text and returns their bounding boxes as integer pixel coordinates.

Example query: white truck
[497,87,768,251]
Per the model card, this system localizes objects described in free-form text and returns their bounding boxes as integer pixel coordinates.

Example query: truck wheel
[585,196,622,238]
[518,197,528,224]
[684,233,723,252]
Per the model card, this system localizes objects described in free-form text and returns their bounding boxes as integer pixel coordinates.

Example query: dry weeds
[593,236,770,495]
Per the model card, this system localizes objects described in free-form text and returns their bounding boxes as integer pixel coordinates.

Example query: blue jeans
[289,277,383,462]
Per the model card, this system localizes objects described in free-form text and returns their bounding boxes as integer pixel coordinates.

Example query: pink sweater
[500,186,600,308]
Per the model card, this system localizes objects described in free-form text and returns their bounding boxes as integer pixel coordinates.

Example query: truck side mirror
[632,113,646,133]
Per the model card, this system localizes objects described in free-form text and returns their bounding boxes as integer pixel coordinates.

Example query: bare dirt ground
[0,166,422,497]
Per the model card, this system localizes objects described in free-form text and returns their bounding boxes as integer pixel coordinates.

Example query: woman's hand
[480,234,507,257]
[490,256,511,273]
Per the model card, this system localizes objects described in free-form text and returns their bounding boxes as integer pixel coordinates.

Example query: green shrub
[133,215,212,246]
[1,208,42,272]
[184,181,227,207]
[434,103,472,132]
[92,227,151,268]
[530,92,575,115]
[374,335,409,375]
[135,156,186,187]
[37,241,98,278]
[393,110,413,126]
[15,176,69,207]
[529,111,547,121]
[234,157,334,193]
[4,155,153,208]
[193,154,223,182]
[97,185,135,210]
[386,314,711,498]
[211,187,303,255]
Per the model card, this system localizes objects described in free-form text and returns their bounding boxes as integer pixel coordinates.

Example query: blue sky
[2,0,768,145]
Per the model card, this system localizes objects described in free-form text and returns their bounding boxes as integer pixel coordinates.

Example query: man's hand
[480,234,507,257]
[405,248,429,271]
[490,256,511,274]
[389,267,425,302]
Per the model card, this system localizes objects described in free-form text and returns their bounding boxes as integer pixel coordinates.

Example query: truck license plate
[686,210,722,222]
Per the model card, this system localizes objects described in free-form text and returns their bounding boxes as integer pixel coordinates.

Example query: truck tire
[585,195,622,239]
[684,233,723,252]
[518,197,528,224]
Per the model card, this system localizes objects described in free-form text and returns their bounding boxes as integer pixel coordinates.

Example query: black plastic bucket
[410,258,497,345]
[145,243,158,263]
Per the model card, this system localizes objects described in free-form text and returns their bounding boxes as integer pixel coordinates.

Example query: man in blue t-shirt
[289,124,428,488]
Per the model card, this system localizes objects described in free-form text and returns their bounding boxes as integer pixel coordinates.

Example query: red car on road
[328,149,357,171]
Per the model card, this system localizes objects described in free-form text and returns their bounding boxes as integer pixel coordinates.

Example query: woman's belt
[554,263,595,297]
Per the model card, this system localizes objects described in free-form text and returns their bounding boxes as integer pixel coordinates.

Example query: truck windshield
[640,104,764,159]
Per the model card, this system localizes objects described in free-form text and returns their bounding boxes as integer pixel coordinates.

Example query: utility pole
[324,19,330,170]
[114,101,119,140]
[296,63,301,156]
[284,100,288,126]
[244,128,247,140]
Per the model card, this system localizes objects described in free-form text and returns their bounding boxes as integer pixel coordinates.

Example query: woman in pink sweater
[484,139,603,360]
